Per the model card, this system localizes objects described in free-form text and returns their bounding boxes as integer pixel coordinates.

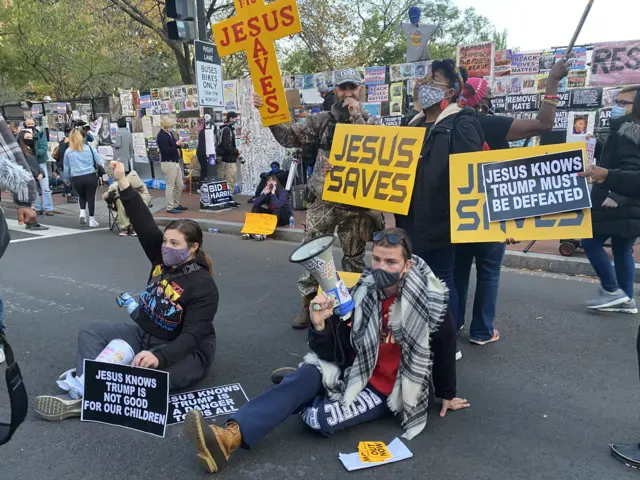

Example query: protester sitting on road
[184,228,468,474]
[103,170,152,237]
[17,130,49,231]
[63,129,103,228]
[0,114,38,365]
[242,175,292,241]
[581,85,640,314]
[34,160,219,422]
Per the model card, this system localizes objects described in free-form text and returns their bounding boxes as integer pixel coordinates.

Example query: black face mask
[23,139,34,147]
[371,268,402,289]
[0,335,28,446]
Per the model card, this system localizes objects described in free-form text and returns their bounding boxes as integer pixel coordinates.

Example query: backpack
[215,125,229,156]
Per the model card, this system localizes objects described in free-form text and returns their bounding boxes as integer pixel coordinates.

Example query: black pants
[71,173,98,216]
[76,320,216,391]
[251,204,289,226]
[198,155,208,183]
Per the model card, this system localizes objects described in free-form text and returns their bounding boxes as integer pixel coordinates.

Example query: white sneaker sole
[469,336,500,346]
[79,217,86,225]
[455,351,463,361]
[586,296,630,310]
[597,306,638,314]
[35,395,82,421]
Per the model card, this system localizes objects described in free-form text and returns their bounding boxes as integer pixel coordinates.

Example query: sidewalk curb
[155,215,640,281]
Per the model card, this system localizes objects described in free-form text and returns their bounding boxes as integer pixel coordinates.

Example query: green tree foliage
[280,0,508,75]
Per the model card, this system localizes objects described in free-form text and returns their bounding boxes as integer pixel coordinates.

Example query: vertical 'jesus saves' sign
[212,0,302,127]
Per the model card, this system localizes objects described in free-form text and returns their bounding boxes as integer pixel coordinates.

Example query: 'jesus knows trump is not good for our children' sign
[449,143,593,243]
[482,147,592,222]
[321,124,424,215]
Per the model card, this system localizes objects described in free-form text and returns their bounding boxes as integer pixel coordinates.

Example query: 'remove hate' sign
[81,360,169,437]
[481,146,592,223]
[321,124,424,215]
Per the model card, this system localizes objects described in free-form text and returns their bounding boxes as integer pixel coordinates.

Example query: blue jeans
[454,243,506,340]
[34,165,53,212]
[231,365,389,448]
[418,247,459,330]
[582,236,636,299]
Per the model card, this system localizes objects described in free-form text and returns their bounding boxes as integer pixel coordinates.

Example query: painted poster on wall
[591,40,640,86]
[511,51,540,75]
[223,80,238,111]
[566,111,596,143]
[457,41,494,78]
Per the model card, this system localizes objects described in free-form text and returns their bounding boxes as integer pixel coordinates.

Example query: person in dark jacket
[17,130,49,231]
[184,228,468,474]
[196,128,210,186]
[34,160,219,422]
[250,161,288,202]
[319,85,336,112]
[157,116,187,214]
[242,175,291,241]
[581,86,640,314]
[217,112,240,187]
[396,59,484,359]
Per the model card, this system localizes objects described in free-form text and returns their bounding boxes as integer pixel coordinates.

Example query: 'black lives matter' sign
[167,383,249,425]
[481,149,592,222]
[81,360,169,437]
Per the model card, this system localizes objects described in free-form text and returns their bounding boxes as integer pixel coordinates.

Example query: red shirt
[368,296,402,396]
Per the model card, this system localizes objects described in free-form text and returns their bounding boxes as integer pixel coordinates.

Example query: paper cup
[94,339,135,366]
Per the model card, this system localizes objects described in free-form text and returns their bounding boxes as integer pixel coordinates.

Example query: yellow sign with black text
[322,124,424,215]
[241,213,278,235]
[450,143,593,243]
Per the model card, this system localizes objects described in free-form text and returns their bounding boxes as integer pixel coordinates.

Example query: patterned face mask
[419,85,445,109]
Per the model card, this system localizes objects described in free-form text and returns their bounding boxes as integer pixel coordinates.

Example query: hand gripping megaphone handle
[311,294,353,321]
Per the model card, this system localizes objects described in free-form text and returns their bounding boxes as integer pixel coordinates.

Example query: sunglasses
[372,231,411,255]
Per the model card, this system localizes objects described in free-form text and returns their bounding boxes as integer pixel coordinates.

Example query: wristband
[543,94,559,100]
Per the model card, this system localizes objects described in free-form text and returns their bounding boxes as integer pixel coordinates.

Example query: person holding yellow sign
[397,59,485,358]
[253,68,384,329]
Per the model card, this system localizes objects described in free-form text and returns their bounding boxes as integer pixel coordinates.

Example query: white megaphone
[289,235,355,320]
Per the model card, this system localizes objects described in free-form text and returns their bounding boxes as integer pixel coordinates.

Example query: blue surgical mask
[610,106,628,119]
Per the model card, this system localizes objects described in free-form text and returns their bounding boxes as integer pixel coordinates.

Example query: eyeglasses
[616,99,634,106]
[372,231,411,255]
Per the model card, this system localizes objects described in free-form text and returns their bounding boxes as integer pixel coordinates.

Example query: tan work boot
[292,293,315,329]
[185,410,242,473]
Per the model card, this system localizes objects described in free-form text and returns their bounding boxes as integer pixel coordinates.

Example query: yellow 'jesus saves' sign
[449,143,593,243]
[322,124,424,215]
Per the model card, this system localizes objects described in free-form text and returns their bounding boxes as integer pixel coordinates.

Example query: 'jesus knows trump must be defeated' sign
[322,124,424,215]
[482,148,592,222]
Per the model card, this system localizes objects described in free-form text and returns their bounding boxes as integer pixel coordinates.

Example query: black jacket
[219,125,238,163]
[602,169,640,198]
[590,116,640,238]
[308,309,457,400]
[156,129,180,162]
[119,185,219,368]
[396,108,484,253]
[322,92,336,112]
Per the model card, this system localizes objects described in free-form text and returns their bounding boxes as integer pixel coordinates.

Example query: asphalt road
[0,208,639,480]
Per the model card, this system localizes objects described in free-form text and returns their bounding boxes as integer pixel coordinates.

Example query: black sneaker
[611,443,640,469]
[176,205,188,211]
[270,367,296,384]
[26,223,49,231]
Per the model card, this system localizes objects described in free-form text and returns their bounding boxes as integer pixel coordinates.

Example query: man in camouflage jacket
[253,68,385,328]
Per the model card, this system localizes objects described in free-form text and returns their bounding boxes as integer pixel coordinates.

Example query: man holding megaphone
[184,228,468,474]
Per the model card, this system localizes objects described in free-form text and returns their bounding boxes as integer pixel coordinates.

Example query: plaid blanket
[0,115,37,206]
[303,254,449,439]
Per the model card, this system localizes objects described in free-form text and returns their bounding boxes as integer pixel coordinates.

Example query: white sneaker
[79,213,87,225]
[0,347,5,364]
[455,350,463,361]
[598,299,638,314]
[89,218,99,228]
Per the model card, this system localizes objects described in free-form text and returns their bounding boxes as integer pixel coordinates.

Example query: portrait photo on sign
[566,111,595,143]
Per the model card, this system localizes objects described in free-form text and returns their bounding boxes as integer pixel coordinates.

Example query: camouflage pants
[297,200,382,296]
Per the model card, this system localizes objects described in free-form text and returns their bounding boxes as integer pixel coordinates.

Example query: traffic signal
[165,0,196,42]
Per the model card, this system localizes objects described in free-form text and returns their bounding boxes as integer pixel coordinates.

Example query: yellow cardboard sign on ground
[212,0,302,127]
[450,143,593,243]
[358,441,393,463]
[241,213,278,236]
[322,124,424,215]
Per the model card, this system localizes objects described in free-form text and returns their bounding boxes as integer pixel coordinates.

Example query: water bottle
[289,215,295,229]
[233,183,240,195]
[208,228,220,233]
[116,292,139,318]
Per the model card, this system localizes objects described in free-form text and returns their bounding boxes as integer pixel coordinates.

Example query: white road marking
[6,219,108,243]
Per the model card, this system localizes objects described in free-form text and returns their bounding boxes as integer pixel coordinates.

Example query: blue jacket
[157,129,180,162]
[63,145,103,181]
[253,187,291,213]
